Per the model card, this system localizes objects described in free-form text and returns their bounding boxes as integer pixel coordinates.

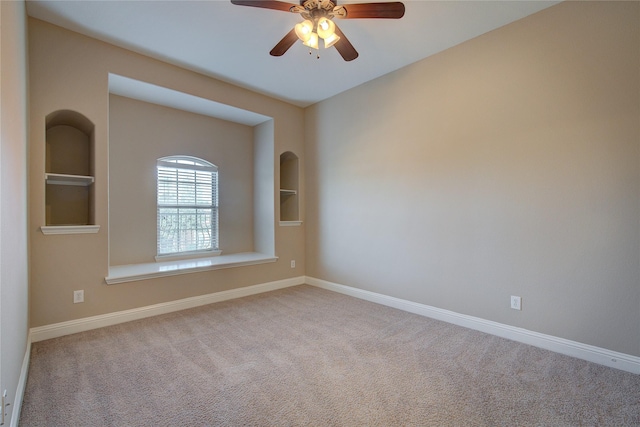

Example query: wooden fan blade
[270,28,299,56]
[333,25,358,61]
[230,0,299,13]
[337,2,405,19]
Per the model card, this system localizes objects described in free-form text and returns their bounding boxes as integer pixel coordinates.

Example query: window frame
[156,155,220,261]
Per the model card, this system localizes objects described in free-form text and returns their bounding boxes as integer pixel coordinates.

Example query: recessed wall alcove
[106,74,277,282]
[43,110,97,233]
[279,151,300,224]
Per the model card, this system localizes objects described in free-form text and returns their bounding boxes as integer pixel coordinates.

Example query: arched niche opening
[44,110,96,227]
[279,151,299,223]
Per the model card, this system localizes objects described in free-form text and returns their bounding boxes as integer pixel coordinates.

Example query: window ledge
[155,250,222,262]
[106,252,277,285]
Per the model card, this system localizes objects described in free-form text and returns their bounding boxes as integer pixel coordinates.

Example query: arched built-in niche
[43,110,98,233]
[280,151,300,224]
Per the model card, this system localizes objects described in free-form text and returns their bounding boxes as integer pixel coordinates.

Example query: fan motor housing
[302,0,336,11]
[299,0,341,20]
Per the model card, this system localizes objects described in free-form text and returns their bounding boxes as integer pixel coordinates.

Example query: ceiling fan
[230,0,405,61]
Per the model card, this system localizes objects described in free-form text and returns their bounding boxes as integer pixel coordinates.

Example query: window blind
[157,157,218,256]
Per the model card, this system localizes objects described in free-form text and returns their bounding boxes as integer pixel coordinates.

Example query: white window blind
[157,156,218,256]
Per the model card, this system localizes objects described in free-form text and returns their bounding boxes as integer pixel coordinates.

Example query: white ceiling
[26,0,559,108]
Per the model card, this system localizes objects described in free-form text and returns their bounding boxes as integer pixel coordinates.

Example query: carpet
[20,285,640,426]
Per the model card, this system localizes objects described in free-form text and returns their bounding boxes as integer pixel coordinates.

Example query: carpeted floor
[20,285,640,426]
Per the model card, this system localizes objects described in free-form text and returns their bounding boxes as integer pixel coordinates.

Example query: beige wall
[1,0,30,421]
[109,95,255,265]
[255,120,276,255]
[305,2,640,356]
[29,18,305,327]
[27,1,638,360]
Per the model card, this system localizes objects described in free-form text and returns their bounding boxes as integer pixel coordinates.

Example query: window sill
[106,252,278,285]
[154,250,222,262]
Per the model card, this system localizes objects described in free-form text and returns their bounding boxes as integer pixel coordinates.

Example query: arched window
[157,156,218,256]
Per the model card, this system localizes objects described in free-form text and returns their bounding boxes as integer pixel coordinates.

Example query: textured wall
[109,95,255,265]
[28,19,305,327]
[1,0,29,422]
[305,2,640,356]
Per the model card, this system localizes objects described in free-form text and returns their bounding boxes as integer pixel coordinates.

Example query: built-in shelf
[280,188,297,196]
[279,221,302,227]
[45,173,95,187]
[280,152,299,222]
[41,225,100,235]
[45,110,96,227]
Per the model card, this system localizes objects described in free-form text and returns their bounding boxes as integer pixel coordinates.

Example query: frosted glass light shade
[323,33,340,48]
[303,32,319,49]
[317,17,336,39]
[295,20,314,41]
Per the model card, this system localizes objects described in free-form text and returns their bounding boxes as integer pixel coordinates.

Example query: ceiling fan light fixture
[316,17,336,39]
[231,0,406,61]
[302,32,319,49]
[323,32,340,48]
[294,19,314,42]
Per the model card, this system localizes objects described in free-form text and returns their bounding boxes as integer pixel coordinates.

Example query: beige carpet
[20,285,640,426]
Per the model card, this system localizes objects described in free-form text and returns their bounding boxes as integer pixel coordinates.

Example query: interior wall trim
[305,276,640,375]
[30,276,305,343]
[12,334,31,427]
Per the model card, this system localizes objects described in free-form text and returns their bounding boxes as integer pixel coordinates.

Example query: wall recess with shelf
[279,151,301,225]
[42,110,99,234]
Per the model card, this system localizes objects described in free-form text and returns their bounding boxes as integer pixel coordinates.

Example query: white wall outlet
[510,295,522,310]
[2,389,8,426]
[73,290,84,304]
[290,260,296,269]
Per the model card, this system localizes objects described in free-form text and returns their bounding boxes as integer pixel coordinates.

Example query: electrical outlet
[290,260,296,269]
[510,295,522,310]
[2,389,7,426]
[73,290,84,304]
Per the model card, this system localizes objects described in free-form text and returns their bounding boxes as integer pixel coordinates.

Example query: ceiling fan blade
[333,25,358,61]
[335,2,405,19]
[270,28,299,56]
[230,0,300,13]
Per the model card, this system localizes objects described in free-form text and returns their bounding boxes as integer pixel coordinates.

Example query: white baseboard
[30,276,305,343]
[27,274,640,375]
[12,335,31,427]
[306,276,640,375]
